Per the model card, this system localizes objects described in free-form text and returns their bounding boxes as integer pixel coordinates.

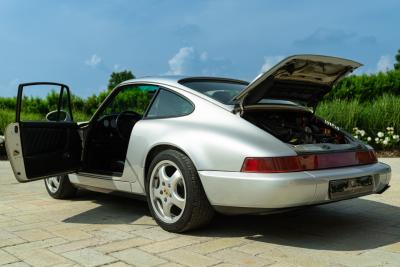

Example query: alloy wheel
[149,160,186,223]
[45,176,61,193]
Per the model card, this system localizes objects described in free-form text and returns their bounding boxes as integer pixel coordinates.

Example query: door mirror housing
[46,110,71,122]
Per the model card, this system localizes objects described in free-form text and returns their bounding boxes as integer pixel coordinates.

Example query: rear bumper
[198,162,391,213]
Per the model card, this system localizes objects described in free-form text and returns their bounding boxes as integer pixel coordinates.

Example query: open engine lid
[234,55,362,108]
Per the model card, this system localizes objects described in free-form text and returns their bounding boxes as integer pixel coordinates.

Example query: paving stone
[132,227,177,241]
[0,160,400,266]
[52,228,93,241]
[62,248,116,267]
[160,249,221,267]
[90,228,135,242]
[157,263,185,267]
[95,237,153,253]
[14,229,55,241]
[111,247,167,266]
[103,262,132,267]
[0,249,18,265]
[4,238,68,258]
[2,262,31,267]
[188,238,245,254]
[20,248,70,267]
[140,236,201,253]
[49,238,109,253]
[209,249,274,266]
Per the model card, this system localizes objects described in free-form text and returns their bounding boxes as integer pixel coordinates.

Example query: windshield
[179,79,248,104]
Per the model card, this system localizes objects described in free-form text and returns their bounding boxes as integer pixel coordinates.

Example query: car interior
[82,85,157,175]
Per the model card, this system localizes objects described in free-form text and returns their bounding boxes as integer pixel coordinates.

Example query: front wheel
[146,150,214,232]
[44,175,77,199]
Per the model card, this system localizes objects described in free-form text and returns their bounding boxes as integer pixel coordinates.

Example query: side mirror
[46,110,71,122]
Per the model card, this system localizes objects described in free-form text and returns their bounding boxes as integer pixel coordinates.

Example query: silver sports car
[5,55,391,232]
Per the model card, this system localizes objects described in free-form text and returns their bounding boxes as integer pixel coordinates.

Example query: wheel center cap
[164,187,170,195]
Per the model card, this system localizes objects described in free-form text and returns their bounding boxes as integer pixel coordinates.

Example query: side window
[18,84,73,122]
[146,89,194,118]
[97,85,157,120]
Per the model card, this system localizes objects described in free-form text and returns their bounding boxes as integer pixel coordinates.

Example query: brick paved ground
[0,159,399,267]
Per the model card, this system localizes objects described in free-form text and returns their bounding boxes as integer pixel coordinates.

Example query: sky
[0,0,399,97]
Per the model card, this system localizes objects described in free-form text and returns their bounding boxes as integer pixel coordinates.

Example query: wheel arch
[144,144,195,185]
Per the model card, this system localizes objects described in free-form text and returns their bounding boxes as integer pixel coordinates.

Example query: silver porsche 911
[5,55,391,232]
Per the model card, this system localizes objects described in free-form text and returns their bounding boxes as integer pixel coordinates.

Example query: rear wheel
[44,175,77,199]
[146,149,214,232]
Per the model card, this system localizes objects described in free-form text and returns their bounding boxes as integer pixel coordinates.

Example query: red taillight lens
[241,151,377,173]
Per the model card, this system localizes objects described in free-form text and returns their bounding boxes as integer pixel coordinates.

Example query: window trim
[143,87,195,120]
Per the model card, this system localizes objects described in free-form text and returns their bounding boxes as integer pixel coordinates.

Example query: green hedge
[327,70,400,101]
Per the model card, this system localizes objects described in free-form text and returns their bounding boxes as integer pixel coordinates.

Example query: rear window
[179,79,247,104]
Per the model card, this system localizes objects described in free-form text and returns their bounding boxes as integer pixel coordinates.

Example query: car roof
[119,75,304,110]
[120,75,248,87]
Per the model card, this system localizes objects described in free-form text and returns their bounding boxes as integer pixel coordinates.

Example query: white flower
[383,140,388,145]
[385,136,390,141]
[367,137,372,141]
[353,127,358,131]
[360,130,365,136]
[393,135,399,140]
[377,132,384,138]
[354,136,358,139]
[375,137,380,142]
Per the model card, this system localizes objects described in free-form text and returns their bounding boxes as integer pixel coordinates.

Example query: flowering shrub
[353,127,400,149]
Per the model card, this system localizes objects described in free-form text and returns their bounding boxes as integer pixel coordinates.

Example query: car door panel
[20,121,82,179]
[5,82,83,183]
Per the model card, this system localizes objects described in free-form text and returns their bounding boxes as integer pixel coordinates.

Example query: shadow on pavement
[192,198,400,251]
[63,191,400,251]
[62,191,151,225]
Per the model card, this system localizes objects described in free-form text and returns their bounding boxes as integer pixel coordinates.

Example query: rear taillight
[241,151,377,173]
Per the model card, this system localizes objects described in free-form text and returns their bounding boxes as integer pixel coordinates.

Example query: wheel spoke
[162,202,172,217]
[170,170,183,188]
[153,187,162,200]
[158,165,168,183]
[52,178,60,188]
[171,193,185,210]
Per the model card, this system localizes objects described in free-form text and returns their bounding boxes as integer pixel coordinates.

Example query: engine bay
[243,109,348,145]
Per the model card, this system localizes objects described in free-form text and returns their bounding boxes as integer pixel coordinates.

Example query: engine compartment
[243,109,348,145]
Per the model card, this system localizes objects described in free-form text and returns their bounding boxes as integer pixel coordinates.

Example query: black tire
[145,149,215,232]
[44,175,77,199]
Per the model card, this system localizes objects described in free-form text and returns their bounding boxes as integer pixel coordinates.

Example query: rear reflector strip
[241,150,377,173]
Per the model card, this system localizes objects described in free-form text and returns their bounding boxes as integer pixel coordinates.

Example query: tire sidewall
[44,174,76,199]
[145,150,198,232]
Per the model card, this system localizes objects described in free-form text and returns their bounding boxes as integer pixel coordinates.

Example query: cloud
[376,55,392,72]
[167,47,195,75]
[85,54,102,67]
[260,56,284,73]
[166,47,232,76]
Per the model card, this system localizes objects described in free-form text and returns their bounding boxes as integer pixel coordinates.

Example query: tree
[395,49,400,71]
[107,70,135,90]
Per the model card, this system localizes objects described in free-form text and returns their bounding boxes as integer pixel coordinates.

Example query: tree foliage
[326,70,400,102]
[107,70,135,91]
[395,49,400,71]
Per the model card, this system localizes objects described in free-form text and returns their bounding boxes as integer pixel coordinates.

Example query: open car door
[5,82,82,182]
